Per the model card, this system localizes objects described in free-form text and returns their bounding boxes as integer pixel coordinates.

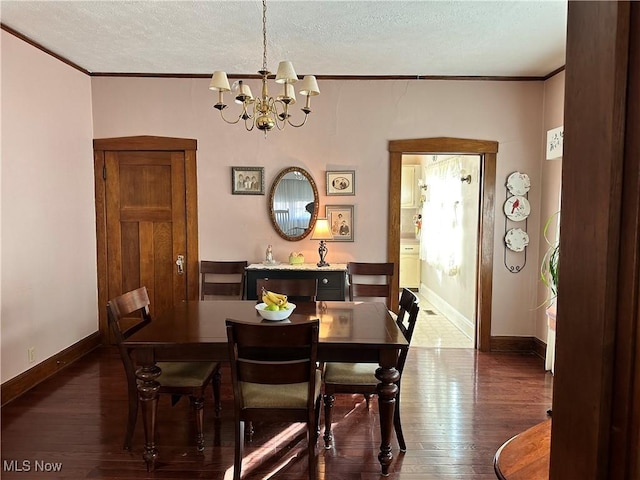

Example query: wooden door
[94,136,199,344]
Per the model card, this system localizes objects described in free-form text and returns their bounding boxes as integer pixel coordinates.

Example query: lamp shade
[234,83,253,104]
[209,71,231,92]
[311,218,333,240]
[299,75,320,96]
[277,83,296,105]
[275,61,298,84]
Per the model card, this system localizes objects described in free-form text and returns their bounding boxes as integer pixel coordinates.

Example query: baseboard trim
[491,335,539,354]
[1,332,102,406]
[532,337,547,360]
[420,284,475,340]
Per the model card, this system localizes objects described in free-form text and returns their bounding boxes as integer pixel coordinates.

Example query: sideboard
[246,263,347,301]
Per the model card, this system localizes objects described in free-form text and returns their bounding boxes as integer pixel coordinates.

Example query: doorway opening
[400,154,480,348]
[388,138,497,352]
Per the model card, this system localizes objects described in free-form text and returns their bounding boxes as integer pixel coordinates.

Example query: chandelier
[208,0,320,133]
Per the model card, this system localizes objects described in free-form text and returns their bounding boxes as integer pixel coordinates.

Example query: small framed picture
[326,205,354,242]
[232,167,264,195]
[326,170,355,195]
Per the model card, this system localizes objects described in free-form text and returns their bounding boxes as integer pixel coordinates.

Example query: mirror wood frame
[268,166,319,241]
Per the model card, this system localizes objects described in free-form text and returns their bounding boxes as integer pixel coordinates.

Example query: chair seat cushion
[323,362,377,385]
[157,361,218,388]
[240,370,322,408]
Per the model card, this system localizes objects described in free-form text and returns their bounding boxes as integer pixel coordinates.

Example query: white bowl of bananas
[256,288,296,321]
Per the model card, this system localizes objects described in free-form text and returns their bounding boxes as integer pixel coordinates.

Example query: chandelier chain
[262,0,268,72]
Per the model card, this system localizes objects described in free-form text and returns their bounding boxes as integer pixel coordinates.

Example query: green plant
[540,212,560,305]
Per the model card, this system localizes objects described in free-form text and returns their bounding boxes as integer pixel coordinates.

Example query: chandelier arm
[271,100,289,130]
[286,113,310,128]
[244,102,259,131]
[217,108,244,125]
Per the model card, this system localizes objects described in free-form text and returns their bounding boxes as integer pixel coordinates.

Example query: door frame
[94,135,199,344]
[388,137,497,352]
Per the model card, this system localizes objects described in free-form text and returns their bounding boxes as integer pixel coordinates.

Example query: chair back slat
[395,289,421,374]
[106,286,152,343]
[237,359,313,385]
[396,288,419,338]
[347,262,395,305]
[351,283,390,299]
[200,260,247,300]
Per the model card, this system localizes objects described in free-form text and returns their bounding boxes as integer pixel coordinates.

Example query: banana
[279,301,291,311]
[261,288,277,306]
[263,288,287,306]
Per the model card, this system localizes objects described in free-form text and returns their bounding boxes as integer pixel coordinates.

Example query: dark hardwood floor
[1,346,553,479]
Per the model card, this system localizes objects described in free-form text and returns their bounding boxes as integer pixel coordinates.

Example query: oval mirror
[269,167,319,241]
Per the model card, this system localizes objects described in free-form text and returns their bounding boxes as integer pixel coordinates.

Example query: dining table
[123,300,409,476]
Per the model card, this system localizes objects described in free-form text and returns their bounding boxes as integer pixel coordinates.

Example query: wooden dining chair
[347,261,395,307]
[107,286,221,451]
[225,319,322,480]
[200,260,248,300]
[322,288,420,452]
[256,278,319,302]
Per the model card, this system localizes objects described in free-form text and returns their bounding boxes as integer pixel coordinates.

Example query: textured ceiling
[0,0,568,77]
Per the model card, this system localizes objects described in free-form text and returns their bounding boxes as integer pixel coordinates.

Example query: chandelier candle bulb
[277,84,296,105]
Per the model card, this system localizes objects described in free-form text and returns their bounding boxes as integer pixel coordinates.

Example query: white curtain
[273,178,314,235]
[420,157,464,276]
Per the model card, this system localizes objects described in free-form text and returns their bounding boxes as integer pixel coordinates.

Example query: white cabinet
[401,165,421,208]
[399,244,420,288]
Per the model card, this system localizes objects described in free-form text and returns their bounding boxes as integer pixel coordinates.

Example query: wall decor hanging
[503,171,531,272]
[231,166,265,195]
[326,170,355,195]
[325,205,354,241]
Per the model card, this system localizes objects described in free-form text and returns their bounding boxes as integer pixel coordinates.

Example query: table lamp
[310,218,333,267]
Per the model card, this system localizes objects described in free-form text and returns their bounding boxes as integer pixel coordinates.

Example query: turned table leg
[135,351,161,472]
[375,349,401,476]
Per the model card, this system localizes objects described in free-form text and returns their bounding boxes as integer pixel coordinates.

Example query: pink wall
[1,31,96,382]
[1,32,566,382]
[536,71,565,341]
[92,76,549,338]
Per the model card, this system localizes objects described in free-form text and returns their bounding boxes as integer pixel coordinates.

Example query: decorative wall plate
[506,171,531,196]
[505,228,530,252]
[503,195,530,221]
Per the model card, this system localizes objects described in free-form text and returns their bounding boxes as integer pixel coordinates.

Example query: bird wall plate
[503,195,530,221]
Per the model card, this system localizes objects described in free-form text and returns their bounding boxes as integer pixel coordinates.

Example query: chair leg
[245,421,255,441]
[323,394,335,449]
[212,369,222,418]
[364,393,374,409]
[234,419,245,480]
[124,384,138,450]
[190,396,205,452]
[308,419,318,480]
[394,388,406,452]
[314,394,322,443]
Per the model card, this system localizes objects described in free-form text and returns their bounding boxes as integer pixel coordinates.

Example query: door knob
[176,255,185,275]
